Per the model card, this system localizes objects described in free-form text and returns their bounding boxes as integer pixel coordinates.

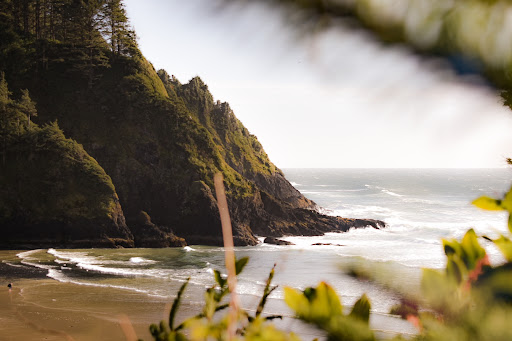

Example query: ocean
[4,168,512,334]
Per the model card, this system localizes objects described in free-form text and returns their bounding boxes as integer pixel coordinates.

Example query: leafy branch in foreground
[146,256,296,341]
[147,183,512,341]
[285,283,374,341]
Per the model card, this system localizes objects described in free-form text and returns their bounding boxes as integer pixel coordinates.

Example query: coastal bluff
[0,3,384,248]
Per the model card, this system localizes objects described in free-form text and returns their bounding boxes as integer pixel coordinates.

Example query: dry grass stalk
[118,314,138,341]
[214,172,240,340]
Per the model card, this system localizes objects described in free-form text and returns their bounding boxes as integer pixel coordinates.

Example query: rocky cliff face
[0,5,384,248]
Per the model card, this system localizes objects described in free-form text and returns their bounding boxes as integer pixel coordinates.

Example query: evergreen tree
[0,74,30,164]
[0,72,11,165]
[18,89,37,128]
[102,0,136,57]
[0,72,10,110]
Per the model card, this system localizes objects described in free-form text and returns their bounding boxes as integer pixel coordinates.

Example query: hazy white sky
[124,0,512,168]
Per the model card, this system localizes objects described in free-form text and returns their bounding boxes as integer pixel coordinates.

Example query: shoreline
[0,250,415,340]
[0,256,325,340]
[0,252,167,340]
[1,279,170,340]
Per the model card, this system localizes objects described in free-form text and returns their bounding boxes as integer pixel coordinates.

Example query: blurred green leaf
[327,316,375,341]
[308,282,343,323]
[446,257,465,284]
[169,278,189,331]
[472,196,504,211]
[235,256,249,275]
[204,288,217,320]
[461,229,486,270]
[503,187,512,212]
[284,286,312,320]
[474,263,512,303]
[256,264,278,317]
[443,239,462,257]
[421,268,458,311]
[349,294,371,324]
[443,230,485,274]
[494,235,512,262]
[214,269,226,288]
[285,282,342,324]
[244,316,300,341]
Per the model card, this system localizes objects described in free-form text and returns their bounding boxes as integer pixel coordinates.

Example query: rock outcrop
[264,237,295,246]
[0,4,385,248]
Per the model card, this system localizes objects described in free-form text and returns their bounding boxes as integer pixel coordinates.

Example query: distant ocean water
[8,168,512,321]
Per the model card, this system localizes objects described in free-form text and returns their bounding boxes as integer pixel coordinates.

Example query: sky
[124,0,512,168]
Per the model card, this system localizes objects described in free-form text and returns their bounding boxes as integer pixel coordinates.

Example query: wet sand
[0,254,311,341]
[0,277,325,341]
[0,278,174,340]
[0,250,415,340]
[0,249,175,341]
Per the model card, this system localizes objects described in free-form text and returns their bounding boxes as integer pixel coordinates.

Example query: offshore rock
[263,237,295,246]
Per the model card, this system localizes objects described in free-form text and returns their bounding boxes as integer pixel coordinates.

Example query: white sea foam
[381,189,403,197]
[129,257,156,264]
[16,249,44,259]
[45,269,166,297]
[16,249,56,273]
[15,169,508,318]
[2,262,25,269]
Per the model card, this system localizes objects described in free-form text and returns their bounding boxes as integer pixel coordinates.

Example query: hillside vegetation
[0,0,382,248]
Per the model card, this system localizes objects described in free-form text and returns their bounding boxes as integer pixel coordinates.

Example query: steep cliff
[0,1,383,248]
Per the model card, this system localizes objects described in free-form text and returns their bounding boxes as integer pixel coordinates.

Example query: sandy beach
[0,271,324,341]
[1,277,170,340]
[0,249,415,340]
[0,249,177,341]
[0,250,315,341]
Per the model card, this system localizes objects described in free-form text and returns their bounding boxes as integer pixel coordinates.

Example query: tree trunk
[35,0,41,38]
[23,0,30,35]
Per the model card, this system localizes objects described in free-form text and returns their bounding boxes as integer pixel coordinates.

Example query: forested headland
[0,0,382,248]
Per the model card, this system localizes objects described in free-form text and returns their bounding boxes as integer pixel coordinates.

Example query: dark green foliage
[18,89,37,128]
[0,75,132,247]
[172,74,279,178]
[0,1,261,245]
[0,0,137,90]
[102,0,137,57]
[0,0,379,248]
